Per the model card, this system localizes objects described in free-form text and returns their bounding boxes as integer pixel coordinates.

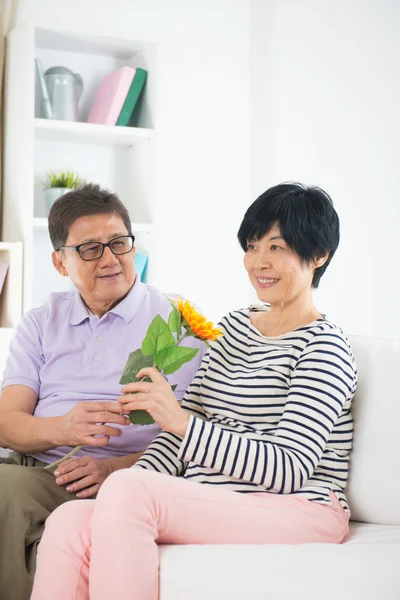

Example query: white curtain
[0,0,18,236]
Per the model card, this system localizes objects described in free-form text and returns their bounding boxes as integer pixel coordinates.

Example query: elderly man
[0,184,205,600]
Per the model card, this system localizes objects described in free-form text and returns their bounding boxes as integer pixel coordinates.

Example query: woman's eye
[246,243,256,251]
[271,245,282,251]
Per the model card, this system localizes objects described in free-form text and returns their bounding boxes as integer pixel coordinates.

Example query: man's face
[53,213,136,310]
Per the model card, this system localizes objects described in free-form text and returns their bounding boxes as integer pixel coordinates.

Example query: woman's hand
[118,367,190,438]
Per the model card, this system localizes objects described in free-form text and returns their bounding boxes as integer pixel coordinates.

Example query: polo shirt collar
[109,279,146,323]
[69,279,147,325]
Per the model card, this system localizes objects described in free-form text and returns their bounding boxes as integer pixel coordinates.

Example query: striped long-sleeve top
[134,307,357,512]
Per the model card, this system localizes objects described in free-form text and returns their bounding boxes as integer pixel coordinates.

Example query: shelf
[33,218,153,233]
[34,118,154,147]
[35,27,152,58]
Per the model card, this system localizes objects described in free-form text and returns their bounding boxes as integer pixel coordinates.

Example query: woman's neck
[251,295,321,337]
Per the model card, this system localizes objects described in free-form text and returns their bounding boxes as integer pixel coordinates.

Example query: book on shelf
[0,262,9,295]
[87,66,136,126]
[134,252,148,282]
[87,66,148,127]
[116,68,147,127]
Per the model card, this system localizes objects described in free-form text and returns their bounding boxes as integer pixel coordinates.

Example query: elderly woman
[31,183,357,600]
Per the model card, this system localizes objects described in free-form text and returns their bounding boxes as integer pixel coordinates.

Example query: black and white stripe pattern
[135,309,357,511]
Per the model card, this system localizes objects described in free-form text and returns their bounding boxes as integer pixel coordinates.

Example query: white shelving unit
[34,118,154,147]
[0,242,23,376]
[2,22,157,313]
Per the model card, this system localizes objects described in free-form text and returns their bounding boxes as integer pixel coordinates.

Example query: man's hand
[53,452,144,499]
[54,456,112,498]
[57,401,131,447]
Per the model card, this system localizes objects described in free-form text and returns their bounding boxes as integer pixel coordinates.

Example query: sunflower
[176,299,223,341]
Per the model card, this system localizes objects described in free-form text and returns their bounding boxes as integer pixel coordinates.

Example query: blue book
[134,252,148,282]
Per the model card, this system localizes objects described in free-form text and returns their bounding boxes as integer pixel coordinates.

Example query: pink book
[87,66,136,125]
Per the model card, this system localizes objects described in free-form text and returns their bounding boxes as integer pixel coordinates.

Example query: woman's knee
[96,468,164,508]
[43,499,94,540]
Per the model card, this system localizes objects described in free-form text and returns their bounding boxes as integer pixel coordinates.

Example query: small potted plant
[43,170,84,215]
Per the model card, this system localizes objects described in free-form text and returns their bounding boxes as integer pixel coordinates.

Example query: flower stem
[44,445,83,470]
[176,331,189,345]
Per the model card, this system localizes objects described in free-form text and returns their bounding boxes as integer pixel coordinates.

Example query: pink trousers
[31,469,349,600]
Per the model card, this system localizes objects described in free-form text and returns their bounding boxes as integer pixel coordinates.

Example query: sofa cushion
[345,521,400,544]
[346,336,400,525]
[159,542,400,600]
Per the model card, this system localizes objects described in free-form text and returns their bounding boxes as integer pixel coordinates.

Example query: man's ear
[52,251,68,277]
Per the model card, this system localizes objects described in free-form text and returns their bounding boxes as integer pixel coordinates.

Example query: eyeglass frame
[57,234,136,262]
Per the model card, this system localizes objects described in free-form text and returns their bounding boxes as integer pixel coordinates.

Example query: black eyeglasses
[58,235,135,261]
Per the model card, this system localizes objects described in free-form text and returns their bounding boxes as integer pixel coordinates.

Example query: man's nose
[99,245,119,265]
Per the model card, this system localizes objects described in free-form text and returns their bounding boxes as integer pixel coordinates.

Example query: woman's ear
[52,251,68,277]
[313,252,330,269]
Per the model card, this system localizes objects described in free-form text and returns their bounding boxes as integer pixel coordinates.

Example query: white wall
[16,0,399,336]
[16,0,252,322]
[250,0,400,338]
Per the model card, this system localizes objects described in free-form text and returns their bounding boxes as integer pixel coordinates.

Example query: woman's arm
[132,351,211,475]
[177,331,356,493]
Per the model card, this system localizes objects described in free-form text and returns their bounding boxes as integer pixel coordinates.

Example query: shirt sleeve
[177,330,357,493]
[133,349,211,475]
[1,311,44,394]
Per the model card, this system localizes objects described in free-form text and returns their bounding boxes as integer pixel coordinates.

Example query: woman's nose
[254,251,272,269]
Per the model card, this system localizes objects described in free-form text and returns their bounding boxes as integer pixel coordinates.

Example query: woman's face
[243,224,321,306]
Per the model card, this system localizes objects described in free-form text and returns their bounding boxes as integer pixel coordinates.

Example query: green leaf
[155,345,199,375]
[119,349,154,385]
[142,315,175,357]
[168,305,181,334]
[129,410,155,426]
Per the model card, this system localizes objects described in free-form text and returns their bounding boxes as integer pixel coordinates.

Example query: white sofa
[159,336,400,599]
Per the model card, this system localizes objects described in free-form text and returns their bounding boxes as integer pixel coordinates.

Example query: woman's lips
[256,277,279,288]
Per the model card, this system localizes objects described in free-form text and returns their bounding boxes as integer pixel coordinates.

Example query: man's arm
[0,385,61,453]
[0,384,130,455]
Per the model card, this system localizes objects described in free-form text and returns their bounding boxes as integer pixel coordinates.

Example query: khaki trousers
[0,451,76,600]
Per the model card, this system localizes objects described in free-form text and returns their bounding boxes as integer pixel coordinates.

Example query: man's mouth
[98,272,121,280]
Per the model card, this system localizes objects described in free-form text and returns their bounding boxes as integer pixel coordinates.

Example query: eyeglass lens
[79,236,133,260]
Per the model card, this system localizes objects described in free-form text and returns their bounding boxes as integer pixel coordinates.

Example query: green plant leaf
[155,345,199,375]
[119,349,154,385]
[168,305,181,334]
[142,315,175,357]
[43,169,85,189]
[129,410,155,425]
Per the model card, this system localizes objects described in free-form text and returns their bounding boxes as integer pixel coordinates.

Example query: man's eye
[246,244,256,251]
[271,245,282,251]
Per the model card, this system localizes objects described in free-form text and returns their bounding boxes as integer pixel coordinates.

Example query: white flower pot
[43,187,72,216]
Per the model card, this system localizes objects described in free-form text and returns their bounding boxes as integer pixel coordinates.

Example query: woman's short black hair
[237,182,340,288]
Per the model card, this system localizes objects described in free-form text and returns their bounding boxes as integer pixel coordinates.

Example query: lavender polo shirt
[1,281,206,464]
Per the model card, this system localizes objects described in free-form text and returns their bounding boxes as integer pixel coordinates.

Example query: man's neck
[81,282,135,318]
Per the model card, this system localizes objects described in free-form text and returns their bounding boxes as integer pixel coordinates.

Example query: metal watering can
[36,59,83,121]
